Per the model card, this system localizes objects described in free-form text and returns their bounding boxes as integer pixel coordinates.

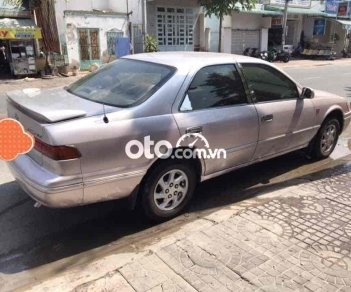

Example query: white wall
[64,13,128,65]
[261,28,268,51]
[205,15,219,52]
[231,13,271,30]
[55,0,141,53]
[228,13,271,52]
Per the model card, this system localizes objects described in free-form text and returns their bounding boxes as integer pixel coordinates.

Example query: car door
[240,63,316,160]
[172,64,259,176]
[239,62,317,161]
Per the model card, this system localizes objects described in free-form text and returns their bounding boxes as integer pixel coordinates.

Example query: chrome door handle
[261,114,273,122]
[186,126,203,134]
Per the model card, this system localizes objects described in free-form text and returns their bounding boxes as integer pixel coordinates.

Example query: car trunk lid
[6,87,110,123]
[6,87,115,166]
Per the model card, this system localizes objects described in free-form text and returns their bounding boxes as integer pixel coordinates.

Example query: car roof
[124,52,265,70]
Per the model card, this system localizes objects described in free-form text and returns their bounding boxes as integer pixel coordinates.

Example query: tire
[311,118,340,159]
[141,159,197,222]
[283,55,290,63]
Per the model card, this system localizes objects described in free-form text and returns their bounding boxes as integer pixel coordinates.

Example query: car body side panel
[173,105,259,175]
[171,62,259,175]
[253,99,318,160]
[312,90,351,129]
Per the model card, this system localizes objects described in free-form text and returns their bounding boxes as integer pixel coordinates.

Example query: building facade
[54,0,205,69]
[207,0,351,57]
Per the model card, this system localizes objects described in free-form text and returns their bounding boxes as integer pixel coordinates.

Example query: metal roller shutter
[231,30,260,54]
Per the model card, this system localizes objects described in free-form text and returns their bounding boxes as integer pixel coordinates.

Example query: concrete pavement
[11,155,351,292]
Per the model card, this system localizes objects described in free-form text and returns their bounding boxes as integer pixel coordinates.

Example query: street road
[283,62,351,100]
[0,61,350,290]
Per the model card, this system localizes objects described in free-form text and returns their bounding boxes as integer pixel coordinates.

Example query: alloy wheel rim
[153,169,189,211]
[321,124,337,154]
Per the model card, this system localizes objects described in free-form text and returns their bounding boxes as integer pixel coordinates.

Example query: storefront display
[1,0,42,77]
[0,18,42,77]
[9,40,36,75]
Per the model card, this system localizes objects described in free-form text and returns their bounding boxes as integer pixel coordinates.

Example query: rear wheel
[283,55,290,63]
[141,160,197,222]
[311,118,340,159]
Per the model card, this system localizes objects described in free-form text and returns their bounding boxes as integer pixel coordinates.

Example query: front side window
[180,64,247,111]
[241,63,299,102]
[67,59,175,107]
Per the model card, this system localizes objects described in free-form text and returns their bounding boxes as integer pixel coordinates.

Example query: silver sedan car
[6,52,351,221]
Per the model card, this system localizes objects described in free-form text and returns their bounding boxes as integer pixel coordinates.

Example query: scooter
[267,48,290,63]
[243,48,251,56]
[243,48,269,61]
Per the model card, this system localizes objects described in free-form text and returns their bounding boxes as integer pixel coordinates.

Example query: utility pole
[141,0,147,51]
[281,0,289,48]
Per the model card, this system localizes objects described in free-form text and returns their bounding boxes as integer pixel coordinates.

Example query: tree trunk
[218,13,222,52]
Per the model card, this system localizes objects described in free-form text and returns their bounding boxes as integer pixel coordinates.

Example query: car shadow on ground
[0,150,349,275]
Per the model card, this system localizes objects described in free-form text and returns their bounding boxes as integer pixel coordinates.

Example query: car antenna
[102,104,109,124]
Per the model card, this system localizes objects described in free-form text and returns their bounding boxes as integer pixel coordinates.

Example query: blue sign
[313,19,326,35]
[116,37,130,58]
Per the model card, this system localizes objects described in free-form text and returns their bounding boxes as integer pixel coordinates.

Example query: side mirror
[301,87,315,99]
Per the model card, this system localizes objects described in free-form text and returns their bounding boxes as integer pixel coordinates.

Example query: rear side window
[67,59,175,107]
[180,64,247,111]
[240,63,299,102]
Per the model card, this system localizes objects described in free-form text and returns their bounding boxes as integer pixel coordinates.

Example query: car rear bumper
[7,155,145,207]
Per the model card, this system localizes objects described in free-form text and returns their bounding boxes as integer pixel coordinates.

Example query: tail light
[34,138,81,161]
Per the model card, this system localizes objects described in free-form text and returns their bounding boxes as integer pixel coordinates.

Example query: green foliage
[199,0,256,17]
[144,35,158,52]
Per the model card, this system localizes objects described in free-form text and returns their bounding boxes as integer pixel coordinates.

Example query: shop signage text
[0,28,42,39]
[265,0,311,8]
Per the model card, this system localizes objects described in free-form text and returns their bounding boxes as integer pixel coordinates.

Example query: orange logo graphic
[0,118,34,161]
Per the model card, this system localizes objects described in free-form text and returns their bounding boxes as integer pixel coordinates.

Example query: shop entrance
[268,27,283,48]
[0,41,10,76]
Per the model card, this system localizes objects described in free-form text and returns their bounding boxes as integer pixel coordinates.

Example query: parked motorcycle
[243,48,251,56]
[267,48,290,63]
[242,47,268,61]
[258,50,269,61]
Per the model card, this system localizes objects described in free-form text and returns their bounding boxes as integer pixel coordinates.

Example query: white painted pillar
[260,28,268,51]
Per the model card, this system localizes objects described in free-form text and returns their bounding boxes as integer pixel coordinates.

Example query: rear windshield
[67,59,175,107]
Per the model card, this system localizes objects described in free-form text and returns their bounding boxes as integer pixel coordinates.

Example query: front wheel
[141,160,197,222]
[311,118,340,159]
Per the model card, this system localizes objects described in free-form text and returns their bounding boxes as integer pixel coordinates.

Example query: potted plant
[144,35,158,52]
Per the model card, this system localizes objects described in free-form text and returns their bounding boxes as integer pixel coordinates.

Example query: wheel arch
[323,107,344,133]
[129,147,204,209]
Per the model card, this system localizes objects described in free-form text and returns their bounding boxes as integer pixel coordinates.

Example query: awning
[0,18,42,40]
[265,5,327,16]
[336,19,351,31]
[235,9,283,16]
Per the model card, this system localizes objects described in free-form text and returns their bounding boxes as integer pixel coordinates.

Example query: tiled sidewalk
[21,162,351,292]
